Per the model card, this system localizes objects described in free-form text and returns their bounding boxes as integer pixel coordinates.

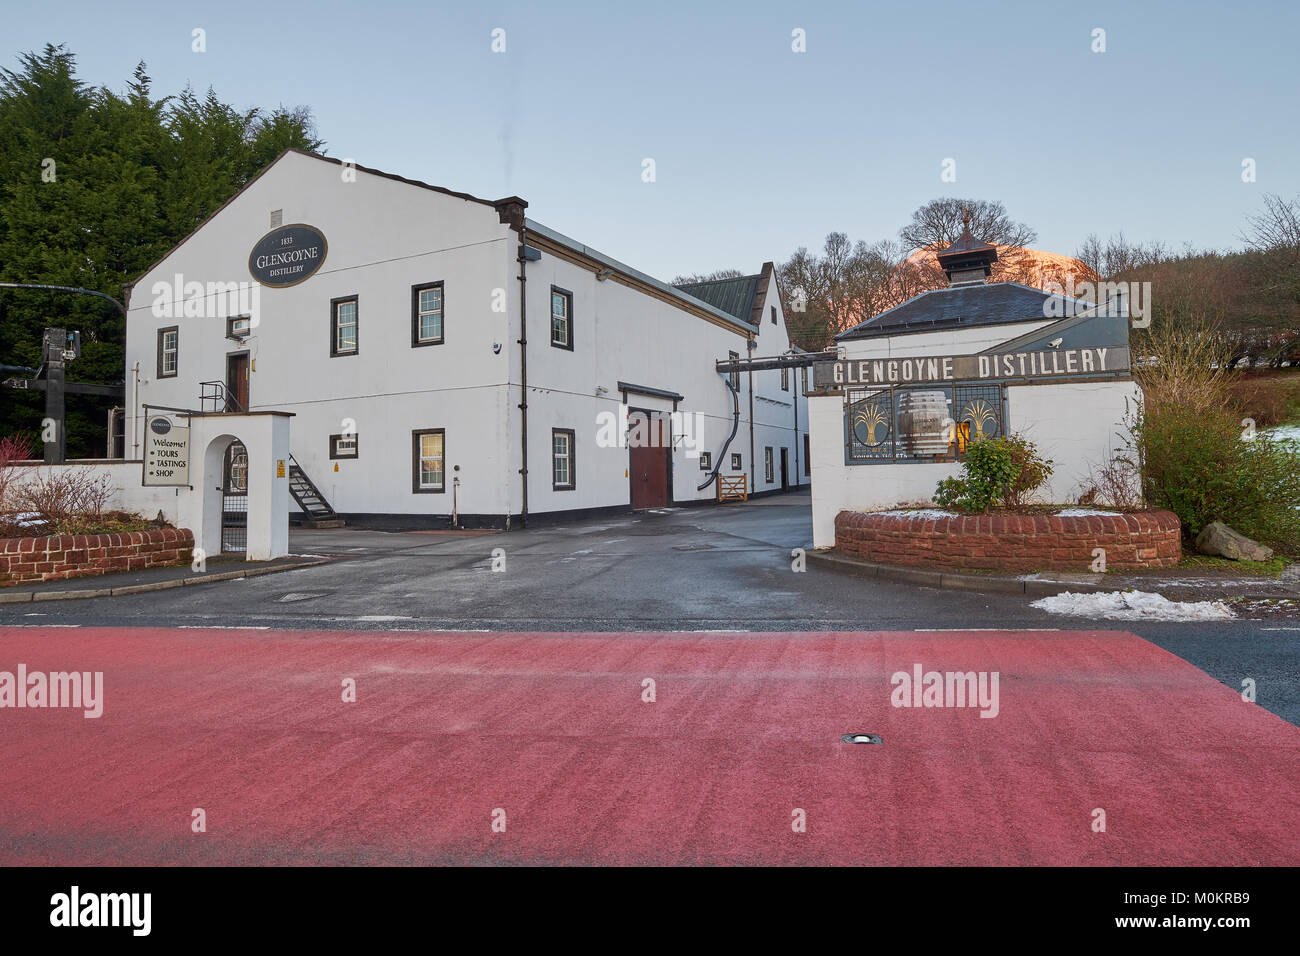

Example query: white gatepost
[175,412,294,561]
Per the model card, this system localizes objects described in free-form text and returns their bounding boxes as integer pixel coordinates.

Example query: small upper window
[227,315,251,340]
[330,433,359,459]
[413,282,444,346]
[781,367,789,391]
[551,287,573,350]
[764,447,774,483]
[332,297,358,356]
[699,451,712,471]
[157,327,178,378]
[770,305,777,325]
[728,350,740,391]
[730,453,742,470]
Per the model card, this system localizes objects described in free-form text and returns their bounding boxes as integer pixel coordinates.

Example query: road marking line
[178,625,271,630]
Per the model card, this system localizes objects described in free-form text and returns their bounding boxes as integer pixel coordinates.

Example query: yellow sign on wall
[276,459,286,478]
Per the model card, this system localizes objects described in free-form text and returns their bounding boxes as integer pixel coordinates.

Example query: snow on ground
[1264,424,1300,447]
[1031,590,1236,621]
[1055,508,1123,517]
[877,509,957,519]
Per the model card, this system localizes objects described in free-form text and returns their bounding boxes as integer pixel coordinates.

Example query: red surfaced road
[0,627,1297,866]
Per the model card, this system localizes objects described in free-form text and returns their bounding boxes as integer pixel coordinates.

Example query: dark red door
[226,353,249,411]
[629,412,670,509]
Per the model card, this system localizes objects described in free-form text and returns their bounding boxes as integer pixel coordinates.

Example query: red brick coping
[0,528,194,585]
[834,509,1181,572]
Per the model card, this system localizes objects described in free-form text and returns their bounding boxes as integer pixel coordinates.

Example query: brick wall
[834,510,1181,572]
[0,528,194,585]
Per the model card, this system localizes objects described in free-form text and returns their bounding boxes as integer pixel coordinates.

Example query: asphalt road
[4,490,1298,725]
[4,624,1296,866]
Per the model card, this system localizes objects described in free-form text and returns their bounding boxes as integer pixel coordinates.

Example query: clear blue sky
[6,0,1299,279]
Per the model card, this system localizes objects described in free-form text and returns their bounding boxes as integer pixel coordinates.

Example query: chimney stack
[936,210,998,287]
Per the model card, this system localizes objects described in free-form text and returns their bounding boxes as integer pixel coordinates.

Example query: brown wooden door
[226,353,249,411]
[629,411,670,509]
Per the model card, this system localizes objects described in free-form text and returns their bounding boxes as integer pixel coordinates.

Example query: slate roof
[835,282,1095,341]
[674,274,762,324]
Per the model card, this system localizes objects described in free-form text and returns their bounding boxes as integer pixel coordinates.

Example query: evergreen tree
[0,44,323,456]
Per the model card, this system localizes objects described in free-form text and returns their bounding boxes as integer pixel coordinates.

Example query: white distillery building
[123,149,808,529]
[807,223,1142,548]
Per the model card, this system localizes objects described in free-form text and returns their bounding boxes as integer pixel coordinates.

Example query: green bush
[933,435,1053,512]
[1134,402,1300,548]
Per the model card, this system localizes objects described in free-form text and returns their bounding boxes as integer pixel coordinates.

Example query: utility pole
[0,282,124,464]
[41,327,69,463]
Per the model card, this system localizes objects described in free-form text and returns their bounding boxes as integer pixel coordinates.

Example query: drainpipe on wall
[793,360,800,487]
[517,228,529,529]
[130,361,140,459]
[698,376,741,492]
[747,338,756,494]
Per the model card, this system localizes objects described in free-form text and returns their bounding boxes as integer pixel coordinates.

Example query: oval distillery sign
[248,223,328,288]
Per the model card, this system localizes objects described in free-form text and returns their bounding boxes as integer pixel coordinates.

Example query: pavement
[0,555,329,602]
[2,625,1296,866]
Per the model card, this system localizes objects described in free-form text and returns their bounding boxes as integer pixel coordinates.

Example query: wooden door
[629,411,670,509]
[226,353,250,411]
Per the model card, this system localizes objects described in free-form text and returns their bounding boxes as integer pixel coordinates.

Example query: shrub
[11,468,113,529]
[934,435,1053,512]
[0,434,35,511]
[1078,445,1145,510]
[1002,435,1055,508]
[1133,399,1300,548]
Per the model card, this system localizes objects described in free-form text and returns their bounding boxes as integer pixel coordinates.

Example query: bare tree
[899,198,1037,251]
[777,234,945,350]
[1242,193,1300,251]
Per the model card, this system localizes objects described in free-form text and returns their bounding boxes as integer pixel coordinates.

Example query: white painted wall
[7,462,186,526]
[123,150,808,523]
[126,151,516,520]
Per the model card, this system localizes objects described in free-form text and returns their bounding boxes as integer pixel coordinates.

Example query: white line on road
[178,625,271,630]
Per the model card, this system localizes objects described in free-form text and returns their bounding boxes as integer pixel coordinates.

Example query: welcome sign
[142,415,190,486]
[814,346,1130,389]
[248,224,328,288]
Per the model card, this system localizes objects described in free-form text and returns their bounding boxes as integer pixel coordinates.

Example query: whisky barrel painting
[896,390,952,456]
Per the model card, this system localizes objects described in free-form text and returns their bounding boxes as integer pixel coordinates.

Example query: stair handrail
[198,381,245,413]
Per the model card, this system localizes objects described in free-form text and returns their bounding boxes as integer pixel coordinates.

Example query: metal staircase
[288,456,345,527]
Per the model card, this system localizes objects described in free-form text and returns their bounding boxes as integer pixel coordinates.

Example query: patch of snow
[13,512,47,528]
[1055,508,1122,517]
[1030,590,1235,621]
[876,509,957,519]
[1263,425,1300,446]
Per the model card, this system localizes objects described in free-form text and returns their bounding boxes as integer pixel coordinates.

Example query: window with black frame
[846,384,1004,463]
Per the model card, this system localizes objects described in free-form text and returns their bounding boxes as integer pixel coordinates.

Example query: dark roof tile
[835,282,1092,340]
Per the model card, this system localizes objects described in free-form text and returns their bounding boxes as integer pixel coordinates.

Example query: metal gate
[221,442,248,552]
